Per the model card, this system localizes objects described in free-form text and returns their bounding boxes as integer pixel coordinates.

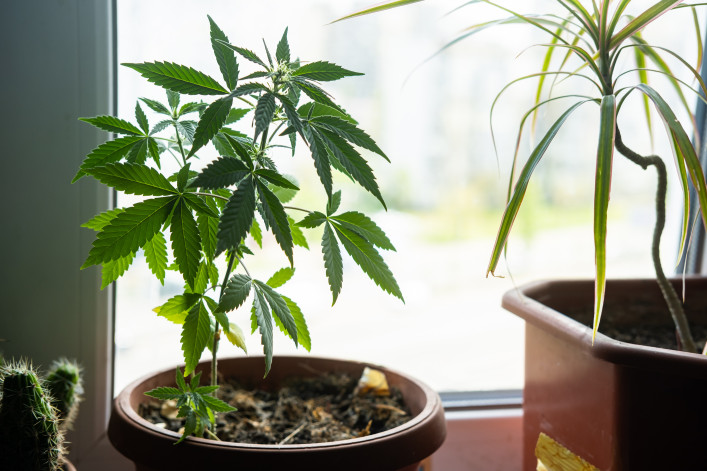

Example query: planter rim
[502,277,707,376]
[114,355,443,453]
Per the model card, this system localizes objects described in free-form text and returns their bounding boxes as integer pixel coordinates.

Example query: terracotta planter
[63,459,77,471]
[503,277,707,471]
[108,356,446,471]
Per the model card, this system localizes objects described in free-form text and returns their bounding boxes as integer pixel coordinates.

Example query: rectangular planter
[503,278,707,471]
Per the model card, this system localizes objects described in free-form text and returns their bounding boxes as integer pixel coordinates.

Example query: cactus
[45,358,83,431]
[0,361,64,471]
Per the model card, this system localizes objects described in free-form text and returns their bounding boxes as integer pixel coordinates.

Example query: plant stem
[212,252,238,389]
[615,129,697,353]
[173,121,188,165]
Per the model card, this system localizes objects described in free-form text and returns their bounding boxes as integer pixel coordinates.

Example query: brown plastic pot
[108,355,446,471]
[503,277,707,471]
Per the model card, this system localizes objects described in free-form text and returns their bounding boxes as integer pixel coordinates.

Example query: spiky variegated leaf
[333,224,403,301]
[217,176,256,255]
[144,231,168,284]
[122,61,228,95]
[85,162,177,196]
[191,156,249,189]
[83,196,177,267]
[218,274,253,313]
[181,302,212,376]
[171,200,201,289]
[208,16,239,90]
[256,179,294,265]
[293,61,363,82]
[74,136,144,182]
[79,116,143,136]
[322,223,344,303]
[189,97,233,157]
[101,252,136,289]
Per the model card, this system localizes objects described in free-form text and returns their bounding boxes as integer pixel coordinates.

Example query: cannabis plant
[341,0,707,352]
[77,17,401,439]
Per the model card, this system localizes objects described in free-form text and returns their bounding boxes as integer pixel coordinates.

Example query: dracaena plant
[341,0,707,351]
[76,17,402,439]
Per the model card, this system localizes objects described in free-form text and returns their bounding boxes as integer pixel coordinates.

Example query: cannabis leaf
[181,302,212,376]
[123,62,229,95]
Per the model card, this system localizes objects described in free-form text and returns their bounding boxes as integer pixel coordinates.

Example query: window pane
[115,0,695,393]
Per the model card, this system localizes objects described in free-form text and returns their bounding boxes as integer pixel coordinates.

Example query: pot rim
[502,277,707,376]
[114,354,443,451]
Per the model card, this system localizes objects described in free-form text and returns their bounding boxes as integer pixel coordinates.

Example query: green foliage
[77,17,402,437]
[145,368,235,444]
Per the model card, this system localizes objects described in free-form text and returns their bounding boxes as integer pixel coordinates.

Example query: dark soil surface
[565,293,707,352]
[139,372,411,444]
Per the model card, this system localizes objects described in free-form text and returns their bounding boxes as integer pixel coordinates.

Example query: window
[114,0,699,394]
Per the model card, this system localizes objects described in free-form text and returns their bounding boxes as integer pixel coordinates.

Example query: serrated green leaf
[171,200,202,289]
[196,212,217,263]
[217,176,256,255]
[167,90,180,110]
[208,16,239,90]
[250,218,263,248]
[322,223,344,304]
[79,116,143,136]
[303,127,332,198]
[101,251,135,289]
[225,108,249,125]
[222,133,253,164]
[183,194,219,218]
[321,131,386,208]
[217,41,267,68]
[145,387,183,400]
[140,97,171,115]
[298,102,356,124]
[135,102,149,134]
[293,61,363,82]
[151,119,172,135]
[192,262,210,295]
[147,137,161,167]
[83,196,176,267]
[154,293,201,325]
[291,78,342,111]
[276,28,290,64]
[177,163,191,192]
[254,169,300,190]
[254,93,277,141]
[181,302,212,376]
[218,274,253,313]
[311,115,387,160]
[252,289,274,376]
[86,162,177,196]
[126,137,149,164]
[144,231,168,284]
[327,191,342,216]
[201,394,237,413]
[266,267,295,288]
[189,97,233,157]
[331,212,395,250]
[179,102,207,116]
[191,156,249,190]
[74,136,144,182]
[282,295,311,351]
[276,93,306,140]
[333,224,403,302]
[270,174,299,204]
[256,179,294,265]
[122,61,228,95]
[289,215,309,249]
[296,211,326,228]
[81,208,124,231]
